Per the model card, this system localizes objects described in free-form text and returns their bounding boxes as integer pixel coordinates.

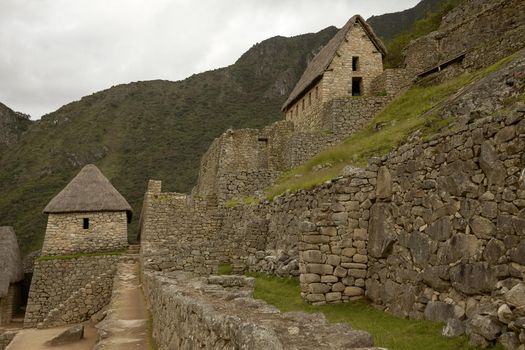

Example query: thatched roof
[44,164,132,222]
[0,227,23,298]
[282,15,386,111]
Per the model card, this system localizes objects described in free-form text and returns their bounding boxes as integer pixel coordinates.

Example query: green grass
[265,54,515,200]
[249,273,503,350]
[37,250,126,261]
[218,263,234,275]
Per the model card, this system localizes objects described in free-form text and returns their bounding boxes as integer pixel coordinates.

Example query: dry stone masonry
[143,271,380,350]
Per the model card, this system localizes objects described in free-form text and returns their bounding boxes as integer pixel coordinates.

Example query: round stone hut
[41,164,132,256]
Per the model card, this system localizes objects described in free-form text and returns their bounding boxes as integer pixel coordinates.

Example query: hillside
[0,102,32,155]
[0,27,338,253]
[367,0,449,41]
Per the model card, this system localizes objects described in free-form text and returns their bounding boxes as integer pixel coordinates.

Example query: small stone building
[0,227,23,326]
[282,15,386,131]
[41,164,132,256]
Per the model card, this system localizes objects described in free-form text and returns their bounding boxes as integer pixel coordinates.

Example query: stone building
[0,227,23,326]
[282,15,386,132]
[24,164,132,327]
[41,164,132,255]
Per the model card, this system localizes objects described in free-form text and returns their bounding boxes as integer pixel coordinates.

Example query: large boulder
[450,262,497,295]
[368,203,396,258]
[479,141,506,186]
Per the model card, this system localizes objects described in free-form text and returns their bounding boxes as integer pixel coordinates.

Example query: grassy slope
[250,274,503,350]
[265,55,515,199]
[0,28,338,253]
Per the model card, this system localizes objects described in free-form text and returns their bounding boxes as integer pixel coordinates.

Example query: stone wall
[365,105,525,347]
[320,96,391,139]
[404,0,525,74]
[24,255,120,327]
[41,212,128,255]
[140,182,222,275]
[370,68,416,96]
[0,285,19,326]
[143,271,377,350]
[0,330,17,350]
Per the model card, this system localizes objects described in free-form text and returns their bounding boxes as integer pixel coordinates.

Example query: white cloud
[0,0,419,119]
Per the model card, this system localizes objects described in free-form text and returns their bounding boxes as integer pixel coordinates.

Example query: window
[308,92,312,106]
[302,99,305,111]
[315,86,319,99]
[352,77,362,96]
[83,218,89,230]
[352,56,359,71]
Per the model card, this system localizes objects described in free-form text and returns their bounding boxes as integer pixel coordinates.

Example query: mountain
[0,27,338,253]
[367,0,449,41]
[0,102,32,155]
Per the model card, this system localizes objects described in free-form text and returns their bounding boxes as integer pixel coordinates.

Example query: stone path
[6,323,97,350]
[94,257,149,350]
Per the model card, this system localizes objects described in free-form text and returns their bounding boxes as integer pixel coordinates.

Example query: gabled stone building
[42,164,132,255]
[25,164,131,327]
[282,15,386,132]
[0,227,23,326]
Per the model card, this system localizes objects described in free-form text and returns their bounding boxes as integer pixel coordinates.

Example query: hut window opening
[352,56,359,71]
[315,86,319,99]
[83,218,89,230]
[352,77,362,96]
[308,92,312,106]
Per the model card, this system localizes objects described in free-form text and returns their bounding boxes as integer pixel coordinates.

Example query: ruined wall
[370,68,416,96]
[404,0,525,73]
[320,96,391,138]
[140,182,222,275]
[24,255,120,327]
[0,330,17,350]
[41,212,128,255]
[143,272,376,350]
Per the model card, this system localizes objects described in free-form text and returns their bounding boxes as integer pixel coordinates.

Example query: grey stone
[376,166,392,200]
[424,301,464,322]
[369,203,396,258]
[506,283,525,308]
[443,318,466,338]
[427,216,452,241]
[483,239,506,264]
[46,324,84,346]
[470,215,496,238]
[498,304,514,324]
[509,241,525,265]
[500,332,521,350]
[450,262,497,295]
[480,141,506,186]
[467,315,502,341]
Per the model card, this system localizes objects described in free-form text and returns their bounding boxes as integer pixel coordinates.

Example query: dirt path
[6,323,97,350]
[95,259,149,350]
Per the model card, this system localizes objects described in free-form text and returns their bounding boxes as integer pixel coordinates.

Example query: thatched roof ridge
[43,164,132,221]
[0,227,23,298]
[282,15,386,111]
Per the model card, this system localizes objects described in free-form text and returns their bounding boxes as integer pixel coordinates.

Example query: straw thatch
[0,227,23,298]
[43,164,132,222]
[282,15,386,111]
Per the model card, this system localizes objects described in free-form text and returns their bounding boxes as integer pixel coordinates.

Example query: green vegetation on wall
[265,55,515,199]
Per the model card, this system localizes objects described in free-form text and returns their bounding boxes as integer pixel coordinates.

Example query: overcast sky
[0,0,419,119]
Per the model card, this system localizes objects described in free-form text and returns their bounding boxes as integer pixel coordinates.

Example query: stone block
[334,266,348,278]
[309,283,331,294]
[305,264,333,275]
[302,250,323,263]
[300,274,320,284]
[321,275,339,283]
[344,287,364,297]
[303,235,331,244]
[320,227,337,237]
[352,254,368,264]
[326,292,342,302]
